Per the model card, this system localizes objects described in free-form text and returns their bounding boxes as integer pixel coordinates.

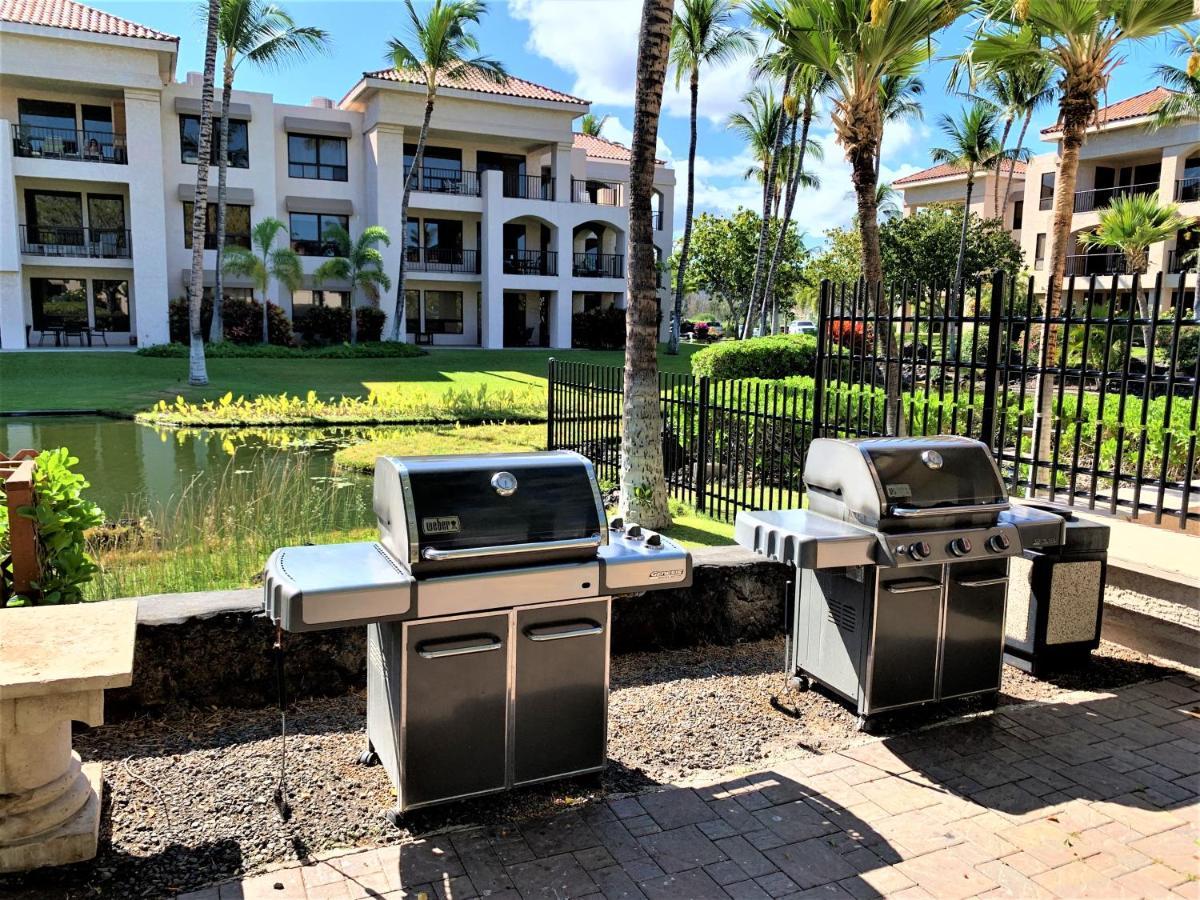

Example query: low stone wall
[106,547,790,720]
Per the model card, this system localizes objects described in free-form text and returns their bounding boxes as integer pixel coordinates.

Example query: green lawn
[0,345,701,415]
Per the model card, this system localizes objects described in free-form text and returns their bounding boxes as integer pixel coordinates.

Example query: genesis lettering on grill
[648,569,685,579]
[421,516,461,535]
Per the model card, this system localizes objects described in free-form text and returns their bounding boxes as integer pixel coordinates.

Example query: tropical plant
[185,0,220,386]
[312,224,392,344]
[621,0,674,530]
[1078,192,1196,349]
[668,0,755,354]
[876,182,902,221]
[1150,26,1200,128]
[877,73,924,179]
[222,217,304,342]
[386,0,505,340]
[579,112,611,136]
[212,0,328,342]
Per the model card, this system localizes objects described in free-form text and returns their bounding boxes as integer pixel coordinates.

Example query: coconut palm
[621,0,674,530]
[877,74,924,179]
[386,0,505,340]
[1150,27,1200,128]
[211,0,328,343]
[876,182,901,221]
[668,0,755,354]
[312,225,392,344]
[579,113,611,136]
[186,0,219,386]
[1079,192,1196,349]
[223,217,303,343]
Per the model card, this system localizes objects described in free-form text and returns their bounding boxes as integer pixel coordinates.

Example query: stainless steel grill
[263,450,691,815]
[735,436,1064,731]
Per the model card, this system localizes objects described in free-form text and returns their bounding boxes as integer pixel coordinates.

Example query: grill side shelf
[733,510,876,569]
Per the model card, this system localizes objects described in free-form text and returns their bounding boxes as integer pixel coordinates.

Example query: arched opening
[502,214,558,276]
[572,222,626,278]
[651,189,664,231]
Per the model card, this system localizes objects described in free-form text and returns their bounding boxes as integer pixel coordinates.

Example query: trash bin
[1004,506,1110,676]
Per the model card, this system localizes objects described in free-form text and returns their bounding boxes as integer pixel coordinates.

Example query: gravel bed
[0,638,1186,899]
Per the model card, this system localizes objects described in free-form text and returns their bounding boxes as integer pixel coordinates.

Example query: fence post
[1,451,41,599]
[546,357,556,451]
[812,280,830,440]
[980,272,1006,451]
[695,376,710,513]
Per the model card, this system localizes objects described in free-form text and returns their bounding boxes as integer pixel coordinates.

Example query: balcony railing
[652,211,663,231]
[1064,252,1128,277]
[1072,181,1158,213]
[1176,176,1200,204]
[20,225,131,258]
[571,178,623,206]
[1168,248,1197,274]
[572,252,624,279]
[503,249,557,276]
[502,174,555,201]
[11,125,127,164]
[291,238,341,257]
[196,232,251,250]
[406,246,481,274]
[411,167,481,197]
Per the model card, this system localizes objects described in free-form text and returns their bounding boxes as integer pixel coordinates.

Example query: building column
[0,120,24,349]
[364,123,406,339]
[480,170,504,348]
[551,222,574,349]
[123,89,171,347]
[553,141,573,205]
[1155,145,1191,275]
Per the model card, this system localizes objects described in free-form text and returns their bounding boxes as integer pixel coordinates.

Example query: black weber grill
[735,436,1063,730]
[264,451,691,815]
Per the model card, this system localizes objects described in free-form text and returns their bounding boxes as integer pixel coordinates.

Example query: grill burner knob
[646,532,662,547]
[625,524,643,539]
[949,537,973,557]
[908,541,931,560]
[987,533,1011,553]
[610,517,624,531]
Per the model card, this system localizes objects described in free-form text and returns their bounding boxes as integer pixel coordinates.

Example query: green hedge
[690,334,817,380]
[137,341,425,359]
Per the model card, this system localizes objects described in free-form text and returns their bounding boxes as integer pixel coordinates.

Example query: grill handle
[524,620,604,642]
[883,578,943,594]
[421,535,601,562]
[891,502,1009,518]
[417,635,503,659]
[953,576,1009,588]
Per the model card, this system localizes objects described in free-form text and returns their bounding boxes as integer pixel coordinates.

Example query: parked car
[789,320,817,336]
[705,320,724,339]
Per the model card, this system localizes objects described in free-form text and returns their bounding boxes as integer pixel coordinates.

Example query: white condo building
[0,0,675,350]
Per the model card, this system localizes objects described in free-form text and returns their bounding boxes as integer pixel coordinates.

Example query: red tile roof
[1041,87,1177,135]
[363,67,587,105]
[893,159,1026,187]
[0,0,176,42]
[573,132,667,166]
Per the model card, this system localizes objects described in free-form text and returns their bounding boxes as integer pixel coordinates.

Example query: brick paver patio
[182,676,1200,899]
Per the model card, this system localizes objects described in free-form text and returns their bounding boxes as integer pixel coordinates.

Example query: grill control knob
[646,532,662,548]
[949,537,973,557]
[908,541,932,560]
[625,524,643,539]
[987,533,1011,553]
[610,517,624,531]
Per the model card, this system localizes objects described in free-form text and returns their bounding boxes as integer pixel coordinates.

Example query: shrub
[572,307,626,349]
[827,319,872,353]
[296,305,389,345]
[168,296,293,345]
[168,296,213,343]
[137,341,424,359]
[357,306,386,343]
[690,334,817,380]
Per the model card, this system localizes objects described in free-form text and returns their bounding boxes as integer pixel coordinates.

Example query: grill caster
[358,749,379,767]
[385,807,404,829]
[790,674,811,693]
[856,715,878,735]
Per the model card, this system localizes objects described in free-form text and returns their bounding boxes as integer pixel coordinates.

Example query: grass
[333,423,546,471]
[0,345,701,416]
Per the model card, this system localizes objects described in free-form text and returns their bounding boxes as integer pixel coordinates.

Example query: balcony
[406,246,480,274]
[571,178,623,206]
[1168,248,1197,274]
[502,174,555,201]
[572,252,624,279]
[1064,252,1128,277]
[1176,176,1200,203]
[503,249,557,276]
[20,225,131,259]
[11,125,127,164]
[652,211,663,231]
[1072,181,1158,213]
[411,167,481,197]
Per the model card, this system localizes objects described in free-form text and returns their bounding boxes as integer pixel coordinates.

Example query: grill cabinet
[264,451,691,814]
[736,436,1064,730]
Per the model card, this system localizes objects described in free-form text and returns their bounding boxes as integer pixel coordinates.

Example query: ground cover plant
[332,422,546,471]
[137,341,424,359]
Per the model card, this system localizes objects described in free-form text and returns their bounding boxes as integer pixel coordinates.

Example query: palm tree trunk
[211,59,233,344]
[949,168,974,359]
[349,288,358,344]
[620,0,673,531]
[391,90,435,340]
[992,118,1011,218]
[186,0,218,386]
[260,247,271,344]
[1004,109,1032,220]
[669,66,700,356]
[762,107,808,337]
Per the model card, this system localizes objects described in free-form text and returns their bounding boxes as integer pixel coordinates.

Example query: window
[405,289,420,334]
[92,280,130,331]
[30,277,87,329]
[24,190,83,248]
[183,202,251,249]
[201,286,253,303]
[1039,172,1055,211]
[289,212,348,255]
[1034,233,1046,270]
[424,290,463,334]
[18,98,75,133]
[404,143,462,175]
[292,289,350,326]
[1011,199,1024,231]
[180,115,249,168]
[287,134,348,181]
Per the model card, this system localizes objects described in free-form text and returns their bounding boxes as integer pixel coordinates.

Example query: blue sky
[105,1,1178,246]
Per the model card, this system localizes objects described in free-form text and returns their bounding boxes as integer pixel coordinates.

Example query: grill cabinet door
[513,599,610,786]
[866,569,942,714]
[400,613,510,809]
[941,563,1007,699]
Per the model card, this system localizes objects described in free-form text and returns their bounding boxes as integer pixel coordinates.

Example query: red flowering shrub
[827,318,873,353]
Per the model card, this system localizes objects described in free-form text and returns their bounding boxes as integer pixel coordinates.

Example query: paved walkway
[183,676,1200,900]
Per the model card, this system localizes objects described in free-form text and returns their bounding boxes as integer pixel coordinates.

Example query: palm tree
[668,0,755,354]
[223,217,303,343]
[877,74,924,179]
[185,0,219,386]
[579,113,611,136]
[1150,27,1200,128]
[621,0,674,531]
[876,181,901,221]
[1078,192,1196,350]
[212,0,328,343]
[998,58,1054,219]
[386,0,505,340]
[312,225,392,343]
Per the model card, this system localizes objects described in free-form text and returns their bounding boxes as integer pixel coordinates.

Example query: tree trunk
[186,0,218,386]
[851,141,883,287]
[948,168,974,360]
[620,0,673,531]
[762,107,809,337]
[668,66,700,356]
[261,263,270,344]
[1130,249,1152,352]
[210,59,233,344]
[391,91,435,340]
[349,287,359,344]
[992,118,1011,218]
[1004,109,1032,221]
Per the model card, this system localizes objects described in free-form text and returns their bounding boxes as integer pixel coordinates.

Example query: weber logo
[649,569,684,579]
[886,483,912,499]
[422,516,461,535]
